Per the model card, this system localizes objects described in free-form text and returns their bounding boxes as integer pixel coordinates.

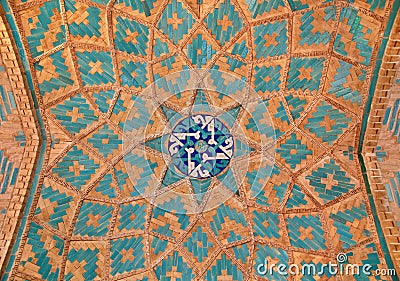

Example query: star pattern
[1,0,397,279]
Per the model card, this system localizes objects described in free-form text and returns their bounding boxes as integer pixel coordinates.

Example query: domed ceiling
[0,0,399,280]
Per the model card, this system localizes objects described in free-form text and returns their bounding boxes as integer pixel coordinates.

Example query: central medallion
[168,114,234,179]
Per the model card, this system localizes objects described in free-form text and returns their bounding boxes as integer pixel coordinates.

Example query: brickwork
[362,11,400,273]
[0,0,399,279]
[0,12,40,272]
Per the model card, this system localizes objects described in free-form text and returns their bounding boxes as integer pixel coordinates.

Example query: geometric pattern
[301,157,358,204]
[1,0,398,279]
[302,100,354,145]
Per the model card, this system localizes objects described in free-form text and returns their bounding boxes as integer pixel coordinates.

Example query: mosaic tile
[287,57,325,92]
[287,0,332,11]
[51,145,102,190]
[157,0,195,45]
[154,251,195,280]
[253,20,288,59]
[34,48,77,104]
[110,236,146,276]
[114,15,150,56]
[152,32,172,57]
[291,252,333,280]
[88,89,116,115]
[252,59,286,98]
[19,0,65,57]
[204,198,249,245]
[114,158,142,198]
[226,33,250,59]
[238,0,288,20]
[87,171,119,199]
[212,55,247,81]
[349,0,388,16]
[250,208,284,242]
[65,241,106,280]
[300,157,358,204]
[65,0,108,46]
[334,6,380,66]
[76,50,116,86]
[2,0,398,278]
[17,222,64,280]
[324,58,366,114]
[113,0,162,22]
[284,93,315,124]
[85,124,122,159]
[148,233,176,263]
[286,213,327,250]
[182,225,217,264]
[204,0,244,46]
[301,100,354,145]
[324,195,371,250]
[47,121,73,164]
[253,244,289,280]
[115,200,147,233]
[285,183,316,210]
[292,5,336,53]
[152,54,188,80]
[34,177,78,233]
[73,200,114,237]
[245,161,290,207]
[185,29,218,68]
[264,95,292,138]
[345,243,387,281]
[150,199,194,238]
[50,93,99,135]
[205,253,245,280]
[276,131,322,171]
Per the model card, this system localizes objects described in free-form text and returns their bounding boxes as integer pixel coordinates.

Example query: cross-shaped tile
[87,213,102,228]
[66,107,84,123]
[298,225,314,240]
[218,15,232,32]
[320,173,338,190]
[120,248,135,263]
[168,13,183,30]
[320,114,335,132]
[89,60,104,75]
[69,160,85,177]
[124,29,139,44]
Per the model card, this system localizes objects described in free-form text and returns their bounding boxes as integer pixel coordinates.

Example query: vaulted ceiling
[0,0,399,280]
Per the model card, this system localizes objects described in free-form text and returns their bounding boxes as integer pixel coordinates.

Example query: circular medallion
[168,114,234,178]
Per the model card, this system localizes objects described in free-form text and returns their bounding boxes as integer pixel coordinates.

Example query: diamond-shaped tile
[301,100,355,146]
[204,0,244,46]
[76,50,116,86]
[285,213,327,250]
[35,48,77,104]
[113,14,150,56]
[157,0,195,45]
[34,177,78,233]
[334,6,380,66]
[299,156,359,204]
[253,19,288,59]
[73,200,114,237]
[65,241,107,280]
[184,28,218,68]
[110,236,146,276]
[324,194,371,250]
[292,5,336,53]
[49,93,99,135]
[65,0,108,46]
[85,123,122,159]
